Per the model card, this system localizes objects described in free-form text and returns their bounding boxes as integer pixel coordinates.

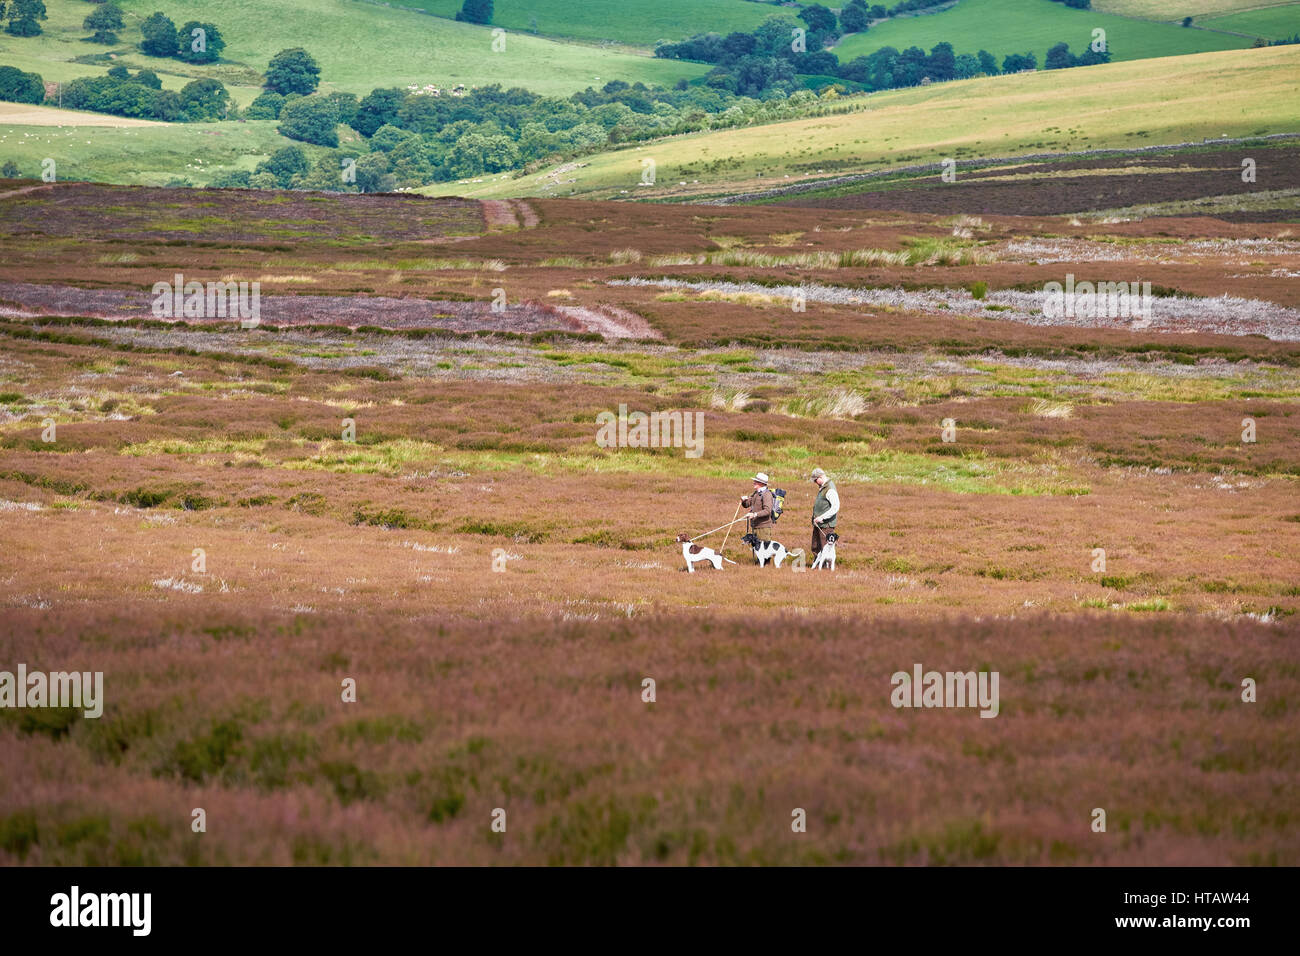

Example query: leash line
[718,500,742,553]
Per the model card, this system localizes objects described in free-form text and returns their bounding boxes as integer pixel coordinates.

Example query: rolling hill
[0,0,704,103]
[1202,5,1300,41]
[831,0,1260,65]
[418,45,1300,201]
[1093,0,1294,18]
[393,0,776,47]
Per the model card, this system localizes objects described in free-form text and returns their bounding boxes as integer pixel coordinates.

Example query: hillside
[0,0,703,103]
[420,45,1300,201]
[0,115,338,186]
[1202,5,1300,41]
[831,0,1259,65]
[395,0,776,47]
[1094,0,1294,18]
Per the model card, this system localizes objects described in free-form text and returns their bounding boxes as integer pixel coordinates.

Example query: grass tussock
[783,388,870,420]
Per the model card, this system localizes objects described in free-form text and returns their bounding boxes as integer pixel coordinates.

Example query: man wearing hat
[810,467,839,559]
[740,472,776,563]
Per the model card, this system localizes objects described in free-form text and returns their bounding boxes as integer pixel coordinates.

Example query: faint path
[0,102,165,127]
[512,199,540,228]
[481,199,539,231]
[0,183,53,201]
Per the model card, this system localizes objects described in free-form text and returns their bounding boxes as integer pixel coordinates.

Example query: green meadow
[1201,5,1300,41]
[833,0,1253,64]
[0,0,703,101]
[0,119,335,186]
[395,0,774,48]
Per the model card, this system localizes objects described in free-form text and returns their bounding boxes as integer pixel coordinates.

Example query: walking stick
[718,500,742,556]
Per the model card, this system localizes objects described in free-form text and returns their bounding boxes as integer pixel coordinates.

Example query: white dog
[741,532,803,569]
[811,532,838,570]
[676,533,736,573]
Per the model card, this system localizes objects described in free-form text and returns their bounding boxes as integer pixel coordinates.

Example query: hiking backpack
[771,487,785,522]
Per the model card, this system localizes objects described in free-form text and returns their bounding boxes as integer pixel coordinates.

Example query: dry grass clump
[1030,399,1074,419]
[697,289,778,307]
[783,387,870,420]
[609,248,643,265]
[709,388,753,412]
[645,254,700,267]
[946,215,991,239]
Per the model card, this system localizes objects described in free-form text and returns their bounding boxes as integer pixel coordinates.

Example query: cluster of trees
[658,11,1113,95]
[0,64,44,103]
[880,0,953,17]
[209,71,858,192]
[138,11,227,64]
[455,0,493,25]
[1,0,46,37]
[1044,0,1091,9]
[83,3,125,44]
[58,66,231,121]
[1044,40,1111,69]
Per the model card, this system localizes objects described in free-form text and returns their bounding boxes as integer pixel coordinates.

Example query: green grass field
[0,0,703,104]
[833,0,1253,64]
[420,45,1300,200]
[1201,5,1300,40]
[394,0,775,48]
[0,117,337,186]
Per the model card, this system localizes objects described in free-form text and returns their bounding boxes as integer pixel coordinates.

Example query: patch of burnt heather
[0,185,484,243]
[763,144,1300,218]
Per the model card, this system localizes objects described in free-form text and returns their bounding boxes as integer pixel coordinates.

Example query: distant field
[111,0,700,93]
[0,117,338,186]
[1095,0,1294,18]
[0,0,702,103]
[1201,5,1300,39]
[423,46,1300,201]
[0,103,163,127]
[395,0,775,47]
[833,0,1252,63]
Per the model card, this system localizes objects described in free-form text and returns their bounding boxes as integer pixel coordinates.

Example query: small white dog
[811,532,838,570]
[741,532,803,569]
[676,533,736,573]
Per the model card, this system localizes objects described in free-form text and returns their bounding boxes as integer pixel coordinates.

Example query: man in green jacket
[810,467,839,558]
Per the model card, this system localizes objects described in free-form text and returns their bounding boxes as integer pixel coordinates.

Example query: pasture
[397,0,775,47]
[1201,4,1300,40]
[831,0,1254,64]
[0,0,702,101]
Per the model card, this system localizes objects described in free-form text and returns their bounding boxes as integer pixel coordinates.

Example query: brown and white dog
[676,533,737,573]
